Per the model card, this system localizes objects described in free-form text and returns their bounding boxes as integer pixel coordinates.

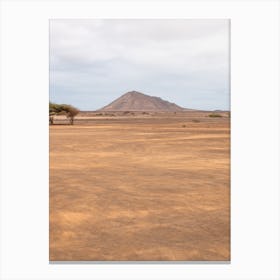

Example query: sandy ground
[49,111,230,261]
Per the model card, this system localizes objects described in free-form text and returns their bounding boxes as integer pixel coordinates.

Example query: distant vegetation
[208,113,222,118]
[49,102,79,125]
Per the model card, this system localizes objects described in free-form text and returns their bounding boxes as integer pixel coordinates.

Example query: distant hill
[99,91,186,112]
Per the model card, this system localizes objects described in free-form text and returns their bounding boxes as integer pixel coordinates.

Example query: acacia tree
[49,102,79,125]
[49,102,61,124]
[61,104,80,125]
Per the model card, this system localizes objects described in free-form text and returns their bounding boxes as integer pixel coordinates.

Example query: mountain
[99,91,185,112]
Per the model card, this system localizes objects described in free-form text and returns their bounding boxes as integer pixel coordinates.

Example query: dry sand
[49,111,230,261]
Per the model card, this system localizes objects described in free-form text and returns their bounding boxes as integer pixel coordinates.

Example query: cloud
[50,19,229,110]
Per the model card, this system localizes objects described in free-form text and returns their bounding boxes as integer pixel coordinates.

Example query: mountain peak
[99,91,185,112]
[126,90,141,94]
[123,91,147,97]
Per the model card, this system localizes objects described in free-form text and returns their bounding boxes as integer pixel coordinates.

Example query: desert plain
[49,111,230,261]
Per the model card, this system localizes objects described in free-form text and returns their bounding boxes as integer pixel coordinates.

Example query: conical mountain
[100,91,185,111]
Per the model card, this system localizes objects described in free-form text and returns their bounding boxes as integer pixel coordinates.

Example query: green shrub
[208,113,222,118]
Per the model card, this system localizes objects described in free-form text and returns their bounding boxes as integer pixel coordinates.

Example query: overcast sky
[50,19,230,111]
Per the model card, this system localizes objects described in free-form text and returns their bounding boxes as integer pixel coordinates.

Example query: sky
[50,19,230,111]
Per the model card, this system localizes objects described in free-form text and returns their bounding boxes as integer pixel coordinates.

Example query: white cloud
[50,19,230,110]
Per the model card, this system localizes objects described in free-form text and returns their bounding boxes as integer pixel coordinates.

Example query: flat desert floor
[50,111,230,261]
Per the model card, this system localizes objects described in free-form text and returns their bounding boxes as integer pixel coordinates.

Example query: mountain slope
[100,91,185,111]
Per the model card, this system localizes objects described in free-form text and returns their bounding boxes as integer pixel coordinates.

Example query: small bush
[182,124,186,128]
[192,119,200,123]
[208,113,222,118]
